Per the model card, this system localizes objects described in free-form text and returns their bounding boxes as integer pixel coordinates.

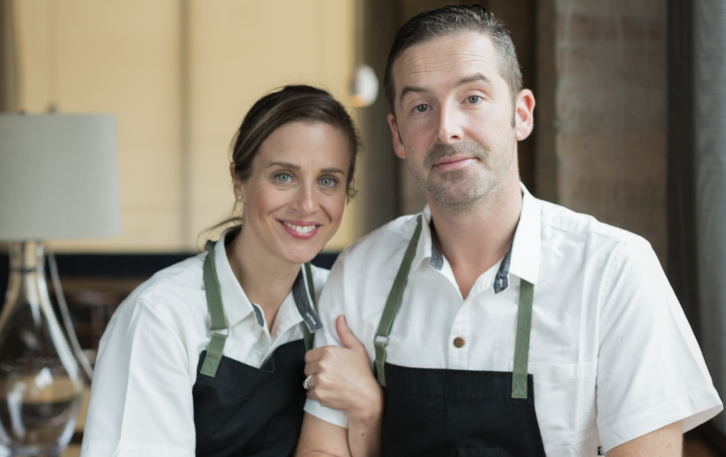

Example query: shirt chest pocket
[509,360,599,456]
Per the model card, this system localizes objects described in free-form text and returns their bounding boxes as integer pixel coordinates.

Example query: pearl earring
[237,195,242,200]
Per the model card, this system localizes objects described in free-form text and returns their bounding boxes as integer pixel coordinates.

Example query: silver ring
[303,374,313,390]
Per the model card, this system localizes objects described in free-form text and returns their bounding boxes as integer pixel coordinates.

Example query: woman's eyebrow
[321,168,345,175]
[266,161,300,170]
[267,162,345,175]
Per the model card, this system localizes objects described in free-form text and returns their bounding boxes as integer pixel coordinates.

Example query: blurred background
[0,0,724,455]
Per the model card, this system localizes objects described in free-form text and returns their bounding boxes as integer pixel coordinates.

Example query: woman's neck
[225,227,300,331]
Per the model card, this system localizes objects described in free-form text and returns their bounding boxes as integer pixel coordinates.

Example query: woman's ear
[230,163,245,203]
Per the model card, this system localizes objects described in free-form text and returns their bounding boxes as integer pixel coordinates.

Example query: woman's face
[235,121,351,266]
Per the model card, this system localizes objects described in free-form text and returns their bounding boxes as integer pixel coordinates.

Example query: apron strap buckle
[374,335,390,386]
[200,331,228,377]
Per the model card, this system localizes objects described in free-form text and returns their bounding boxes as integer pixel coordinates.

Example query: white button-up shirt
[82,230,328,457]
[305,185,722,456]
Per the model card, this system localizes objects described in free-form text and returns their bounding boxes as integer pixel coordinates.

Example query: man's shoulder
[345,213,419,255]
[334,213,420,273]
[537,197,649,251]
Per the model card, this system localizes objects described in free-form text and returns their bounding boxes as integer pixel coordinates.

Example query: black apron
[192,240,322,457]
[373,215,546,456]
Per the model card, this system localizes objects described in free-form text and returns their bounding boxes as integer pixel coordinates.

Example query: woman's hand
[302,316,384,456]
[304,315,383,424]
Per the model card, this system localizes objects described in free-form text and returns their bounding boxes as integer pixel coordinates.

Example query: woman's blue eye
[320,177,337,187]
[467,95,481,104]
[413,104,429,113]
[275,173,292,183]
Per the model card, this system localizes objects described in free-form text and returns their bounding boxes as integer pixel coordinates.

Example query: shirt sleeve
[304,256,352,429]
[81,294,196,457]
[595,238,722,452]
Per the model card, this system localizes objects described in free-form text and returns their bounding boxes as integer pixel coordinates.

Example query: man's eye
[413,104,429,113]
[467,95,481,104]
[275,173,292,183]
[320,177,337,187]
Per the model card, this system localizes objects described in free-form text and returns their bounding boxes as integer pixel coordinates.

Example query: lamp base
[0,443,64,457]
[0,242,84,457]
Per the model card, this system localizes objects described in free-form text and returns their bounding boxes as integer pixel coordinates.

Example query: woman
[81,86,378,457]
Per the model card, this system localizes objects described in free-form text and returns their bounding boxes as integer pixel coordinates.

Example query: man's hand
[606,421,682,456]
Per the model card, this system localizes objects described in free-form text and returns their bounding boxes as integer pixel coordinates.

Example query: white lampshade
[0,113,121,241]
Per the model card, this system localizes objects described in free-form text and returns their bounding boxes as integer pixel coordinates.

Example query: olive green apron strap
[200,240,229,378]
[511,278,534,399]
[302,262,316,351]
[374,215,423,386]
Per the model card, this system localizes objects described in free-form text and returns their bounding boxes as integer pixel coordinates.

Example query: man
[297,5,722,456]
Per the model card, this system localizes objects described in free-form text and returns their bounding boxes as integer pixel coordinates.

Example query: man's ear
[388,113,406,159]
[514,89,536,141]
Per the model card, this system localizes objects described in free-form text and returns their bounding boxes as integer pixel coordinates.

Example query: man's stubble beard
[407,139,514,212]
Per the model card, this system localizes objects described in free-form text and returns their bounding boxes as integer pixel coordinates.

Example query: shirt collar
[509,182,541,286]
[410,182,541,291]
[410,206,436,271]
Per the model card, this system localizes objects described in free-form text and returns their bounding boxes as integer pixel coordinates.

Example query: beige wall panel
[37,0,182,251]
[47,209,182,252]
[12,0,357,253]
[15,0,51,112]
[187,0,358,252]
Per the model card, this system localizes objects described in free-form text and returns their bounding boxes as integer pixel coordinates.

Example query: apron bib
[374,215,546,456]
[192,240,320,457]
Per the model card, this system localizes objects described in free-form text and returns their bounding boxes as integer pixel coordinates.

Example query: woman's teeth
[283,222,316,234]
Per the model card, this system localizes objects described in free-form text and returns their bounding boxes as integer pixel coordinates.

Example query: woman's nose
[293,185,316,214]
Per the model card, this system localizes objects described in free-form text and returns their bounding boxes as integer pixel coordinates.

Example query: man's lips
[278,220,320,239]
[433,157,476,172]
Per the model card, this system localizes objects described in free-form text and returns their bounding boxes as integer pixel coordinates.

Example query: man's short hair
[384,5,523,114]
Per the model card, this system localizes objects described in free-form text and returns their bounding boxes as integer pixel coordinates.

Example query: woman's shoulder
[309,263,330,285]
[117,254,207,321]
[135,254,204,298]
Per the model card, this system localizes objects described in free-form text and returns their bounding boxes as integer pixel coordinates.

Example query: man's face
[387,32,533,210]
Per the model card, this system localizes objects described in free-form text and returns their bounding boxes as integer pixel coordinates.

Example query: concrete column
[537,0,668,263]
[693,0,726,434]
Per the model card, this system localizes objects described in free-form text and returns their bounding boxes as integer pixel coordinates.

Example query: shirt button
[453,337,465,348]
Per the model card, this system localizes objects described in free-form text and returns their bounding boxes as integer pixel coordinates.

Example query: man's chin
[425,186,486,210]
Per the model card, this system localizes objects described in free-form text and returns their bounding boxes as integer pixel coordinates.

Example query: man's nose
[436,105,463,144]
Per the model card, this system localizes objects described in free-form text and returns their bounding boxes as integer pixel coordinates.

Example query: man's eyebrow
[398,73,493,104]
[457,73,493,87]
[399,85,427,104]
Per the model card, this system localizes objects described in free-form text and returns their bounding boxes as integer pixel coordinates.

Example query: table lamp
[0,113,120,456]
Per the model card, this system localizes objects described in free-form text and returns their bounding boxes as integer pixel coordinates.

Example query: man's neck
[428,180,523,299]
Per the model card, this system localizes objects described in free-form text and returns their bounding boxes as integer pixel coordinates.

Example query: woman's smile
[279,219,320,239]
